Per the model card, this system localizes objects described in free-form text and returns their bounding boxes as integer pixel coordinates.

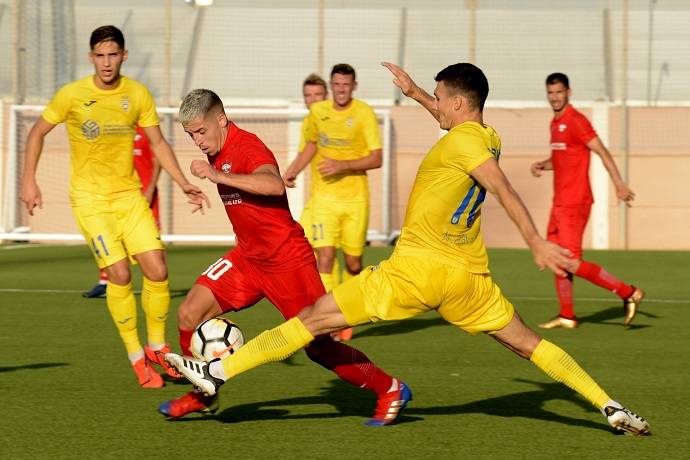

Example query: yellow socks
[141,277,170,346]
[530,339,610,409]
[221,317,314,379]
[331,257,342,288]
[106,281,142,361]
[319,272,334,292]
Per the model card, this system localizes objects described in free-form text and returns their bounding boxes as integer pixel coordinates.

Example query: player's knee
[142,263,167,282]
[106,265,131,285]
[177,299,207,330]
[303,335,336,366]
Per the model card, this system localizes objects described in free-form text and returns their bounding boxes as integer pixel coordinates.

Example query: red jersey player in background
[83,125,161,298]
[159,89,405,423]
[531,73,644,329]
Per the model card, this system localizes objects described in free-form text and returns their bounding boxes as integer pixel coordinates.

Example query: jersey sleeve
[445,129,493,173]
[136,85,160,128]
[304,110,318,143]
[243,135,279,172]
[361,106,382,151]
[573,113,597,145]
[298,116,311,151]
[42,85,73,125]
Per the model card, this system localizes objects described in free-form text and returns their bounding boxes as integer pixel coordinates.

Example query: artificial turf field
[1,244,688,459]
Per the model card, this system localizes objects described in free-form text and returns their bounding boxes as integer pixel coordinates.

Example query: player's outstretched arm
[471,158,575,276]
[142,125,210,213]
[191,161,285,196]
[587,136,635,206]
[20,117,57,215]
[283,141,317,188]
[382,62,438,121]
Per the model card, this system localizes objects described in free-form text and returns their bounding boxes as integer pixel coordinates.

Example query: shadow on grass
[406,378,612,434]
[169,378,610,433]
[0,362,68,373]
[355,316,447,339]
[577,306,655,330]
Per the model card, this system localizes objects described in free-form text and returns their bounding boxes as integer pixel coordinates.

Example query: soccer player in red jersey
[531,73,644,329]
[158,89,403,423]
[83,125,161,299]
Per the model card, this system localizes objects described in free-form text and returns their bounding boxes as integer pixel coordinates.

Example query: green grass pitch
[1,244,688,459]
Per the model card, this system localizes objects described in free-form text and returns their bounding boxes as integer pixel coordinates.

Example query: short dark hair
[546,72,569,88]
[303,73,327,91]
[434,63,489,111]
[90,25,125,50]
[331,63,356,81]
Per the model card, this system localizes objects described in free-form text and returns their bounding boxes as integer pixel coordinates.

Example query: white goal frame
[1,105,392,244]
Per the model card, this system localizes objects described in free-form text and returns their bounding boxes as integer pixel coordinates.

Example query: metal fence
[1,0,689,105]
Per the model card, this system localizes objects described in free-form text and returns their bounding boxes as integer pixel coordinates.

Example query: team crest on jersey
[81,120,100,140]
[346,117,353,127]
[221,162,232,174]
[120,96,129,112]
[558,123,567,132]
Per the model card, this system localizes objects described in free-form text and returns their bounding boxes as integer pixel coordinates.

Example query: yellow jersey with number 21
[395,121,501,274]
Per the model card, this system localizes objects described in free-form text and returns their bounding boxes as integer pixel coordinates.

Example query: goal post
[0,104,393,244]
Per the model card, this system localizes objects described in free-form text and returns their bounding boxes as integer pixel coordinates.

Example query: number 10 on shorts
[202,258,233,280]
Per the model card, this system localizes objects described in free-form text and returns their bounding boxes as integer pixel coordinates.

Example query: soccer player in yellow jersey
[284,64,382,341]
[166,62,650,435]
[285,73,348,340]
[20,25,209,389]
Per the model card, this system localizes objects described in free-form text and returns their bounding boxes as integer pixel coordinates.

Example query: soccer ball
[190,317,244,362]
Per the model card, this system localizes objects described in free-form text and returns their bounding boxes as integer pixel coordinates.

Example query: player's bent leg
[316,246,337,291]
[177,284,223,355]
[492,313,650,435]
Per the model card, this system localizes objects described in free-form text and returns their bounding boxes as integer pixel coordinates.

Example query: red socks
[555,274,575,319]
[575,261,635,299]
[179,328,194,356]
[305,336,393,396]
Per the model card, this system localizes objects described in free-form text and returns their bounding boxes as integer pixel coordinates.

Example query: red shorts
[546,204,591,260]
[195,248,326,319]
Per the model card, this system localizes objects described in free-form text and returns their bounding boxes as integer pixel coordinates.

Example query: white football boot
[604,405,651,436]
[164,353,225,396]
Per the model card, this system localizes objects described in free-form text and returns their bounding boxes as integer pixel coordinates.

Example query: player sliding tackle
[166,62,651,435]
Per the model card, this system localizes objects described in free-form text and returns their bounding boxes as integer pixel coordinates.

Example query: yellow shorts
[302,198,368,256]
[72,191,164,269]
[332,252,515,335]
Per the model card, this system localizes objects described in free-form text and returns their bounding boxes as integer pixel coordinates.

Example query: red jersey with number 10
[550,104,598,206]
[210,123,314,272]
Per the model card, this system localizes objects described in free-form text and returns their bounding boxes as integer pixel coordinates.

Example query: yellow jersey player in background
[285,73,346,340]
[20,25,209,389]
[283,64,382,341]
[166,62,650,435]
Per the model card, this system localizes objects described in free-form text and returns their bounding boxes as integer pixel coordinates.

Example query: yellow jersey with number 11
[395,121,501,274]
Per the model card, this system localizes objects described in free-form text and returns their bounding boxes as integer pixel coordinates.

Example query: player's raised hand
[181,182,211,214]
[615,183,635,207]
[531,238,575,277]
[190,160,220,182]
[382,62,420,98]
[20,179,43,216]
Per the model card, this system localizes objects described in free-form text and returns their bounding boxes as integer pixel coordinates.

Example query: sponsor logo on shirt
[318,133,352,147]
[441,231,473,245]
[220,192,243,205]
[81,120,100,140]
[221,162,232,174]
[551,142,567,150]
[84,100,97,106]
